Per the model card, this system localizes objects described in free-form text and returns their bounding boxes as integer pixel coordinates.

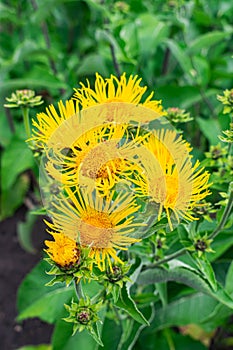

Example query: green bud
[166,107,192,123]
[4,89,44,109]
[217,89,233,114]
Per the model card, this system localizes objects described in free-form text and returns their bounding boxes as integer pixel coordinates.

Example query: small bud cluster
[64,298,102,336]
[217,89,233,114]
[166,107,193,123]
[4,90,43,109]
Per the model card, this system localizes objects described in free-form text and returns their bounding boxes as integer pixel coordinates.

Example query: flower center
[79,208,114,248]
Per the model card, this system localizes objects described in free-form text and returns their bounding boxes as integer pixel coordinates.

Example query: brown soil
[0,206,53,350]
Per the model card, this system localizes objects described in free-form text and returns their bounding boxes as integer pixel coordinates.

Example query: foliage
[1,0,233,349]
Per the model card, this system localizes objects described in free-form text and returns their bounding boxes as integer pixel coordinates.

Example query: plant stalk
[22,107,31,139]
[143,248,187,270]
[74,280,84,300]
[209,182,233,240]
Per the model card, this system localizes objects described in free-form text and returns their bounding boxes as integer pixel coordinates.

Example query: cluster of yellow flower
[31,73,210,270]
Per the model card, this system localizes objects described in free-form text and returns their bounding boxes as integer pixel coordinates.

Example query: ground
[0,206,53,350]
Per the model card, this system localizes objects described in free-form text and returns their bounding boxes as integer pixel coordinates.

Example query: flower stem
[143,248,187,270]
[209,182,233,240]
[74,280,84,300]
[22,107,31,139]
[91,288,105,304]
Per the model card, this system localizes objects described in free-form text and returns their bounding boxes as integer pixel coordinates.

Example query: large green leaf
[137,265,233,309]
[146,293,218,332]
[17,260,75,324]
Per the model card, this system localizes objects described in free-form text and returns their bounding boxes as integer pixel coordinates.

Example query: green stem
[22,107,31,139]
[227,114,233,156]
[143,248,187,270]
[74,280,84,300]
[164,328,175,350]
[209,182,233,240]
[91,288,106,304]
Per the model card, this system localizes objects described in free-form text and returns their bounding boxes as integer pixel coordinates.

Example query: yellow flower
[73,72,165,115]
[131,130,211,229]
[30,99,79,149]
[45,123,148,196]
[45,187,142,270]
[44,232,80,268]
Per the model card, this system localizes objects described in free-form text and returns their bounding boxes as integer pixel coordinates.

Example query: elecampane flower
[131,130,211,229]
[44,232,80,268]
[73,73,165,115]
[45,187,142,270]
[30,99,79,149]
[45,123,148,196]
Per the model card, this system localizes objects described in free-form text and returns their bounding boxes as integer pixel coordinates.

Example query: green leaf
[119,306,155,350]
[120,22,139,58]
[101,318,122,350]
[136,14,169,56]
[77,53,108,76]
[201,260,233,328]
[148,292,218,332]
[1,136,34,189]
[165,39,193,79]
[178,224,192,248]
[138,328,208,350]
[0,109,12,147]
[0,174,30,220]
[17,260,75,323]
[17,210,37,253]
[226,260,233,294]
[116,285,149,325]
[155,86,218,109]
[137,266,233,309]
[0,67,68,92]
[192,256,217,292]
[188,31,232,54]
[52,319,97,350]
[16,346,51,350]
[196,117,222,145]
